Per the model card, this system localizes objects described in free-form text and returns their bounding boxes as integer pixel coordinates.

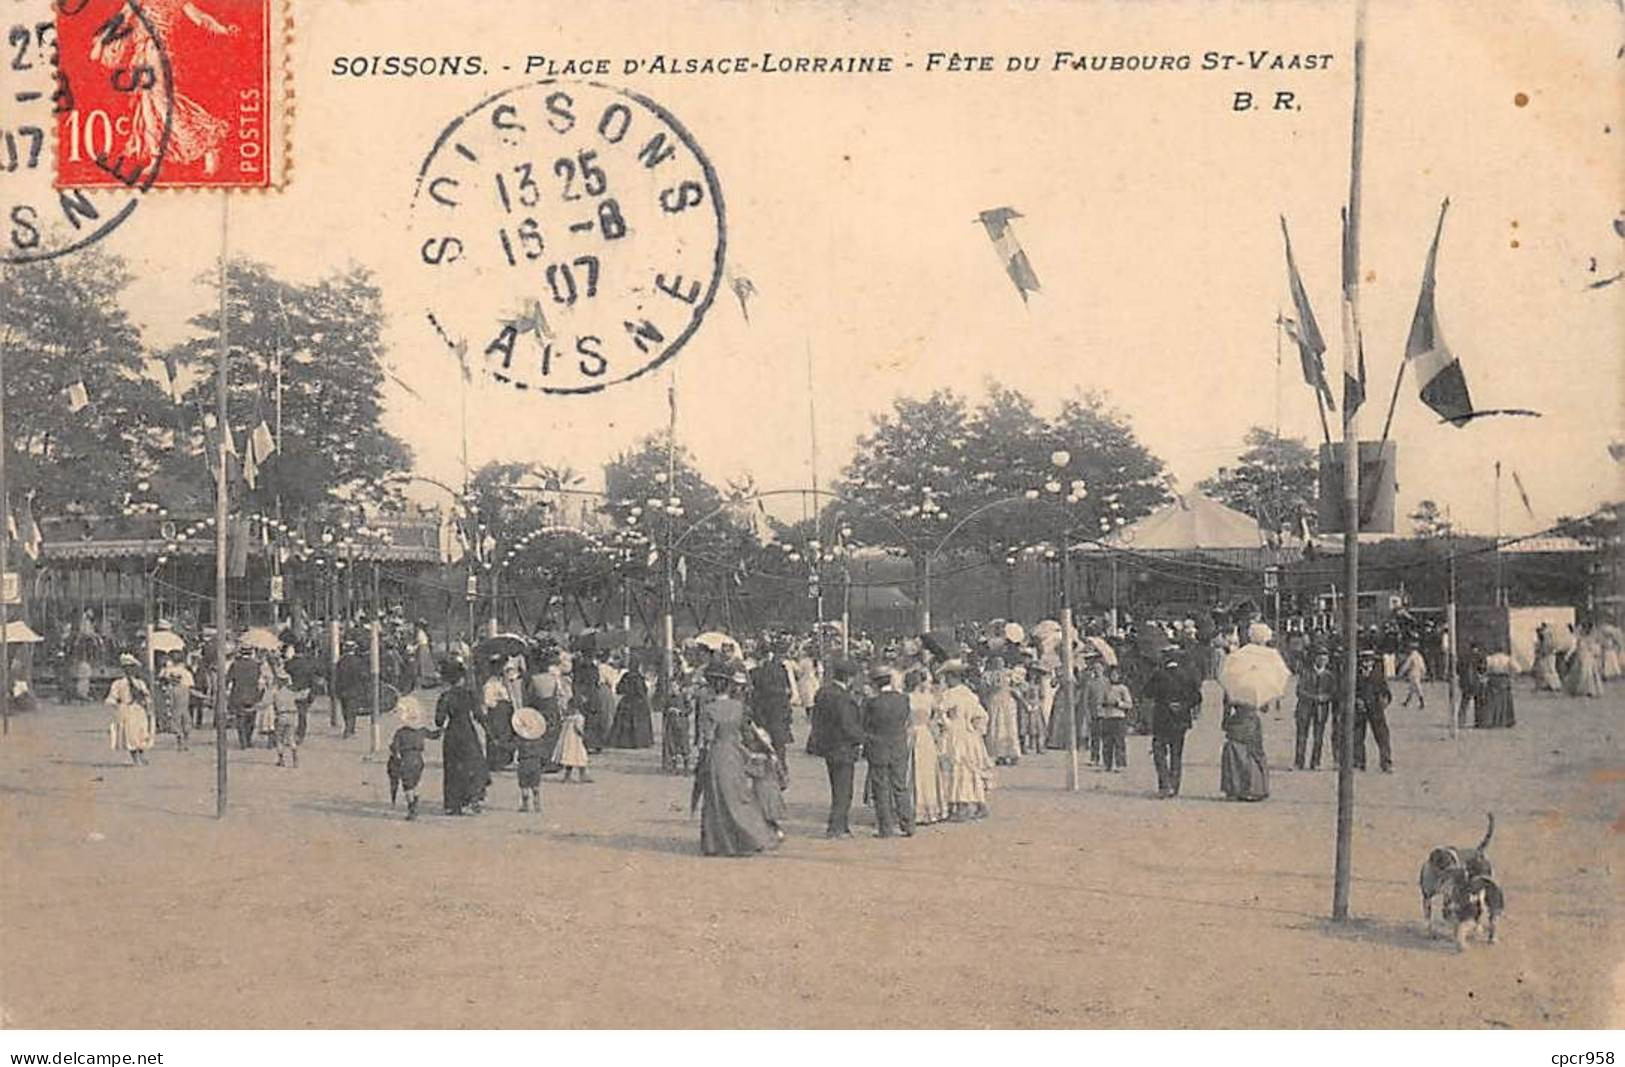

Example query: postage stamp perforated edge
[52,0,292,193]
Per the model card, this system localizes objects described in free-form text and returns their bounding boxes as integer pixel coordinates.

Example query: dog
[1420,813,1494,933]
[1440,872,1505,950]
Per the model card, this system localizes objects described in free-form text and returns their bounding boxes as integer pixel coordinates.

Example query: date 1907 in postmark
[411,80,726,395]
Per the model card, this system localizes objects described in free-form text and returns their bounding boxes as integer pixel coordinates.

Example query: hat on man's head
[118,652,140,668]
[868,663,894,684]
[939,658,968,677]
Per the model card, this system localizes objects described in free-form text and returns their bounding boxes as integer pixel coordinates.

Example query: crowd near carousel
[81,601,1625,858]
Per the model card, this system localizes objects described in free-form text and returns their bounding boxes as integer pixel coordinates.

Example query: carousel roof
[1098,494,1267,552]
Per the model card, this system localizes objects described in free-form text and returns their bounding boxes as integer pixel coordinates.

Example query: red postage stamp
[54,0,284,189]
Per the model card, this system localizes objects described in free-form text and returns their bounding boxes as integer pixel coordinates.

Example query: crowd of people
[87,601,1624,856]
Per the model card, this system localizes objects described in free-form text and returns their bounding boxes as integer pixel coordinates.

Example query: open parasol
[148,631,186,654]
[1,621,43,645]
[1031,620,1062,644]
[238,627,282,652]
[920,629,956,661]
[692,631,742,658]
[475,632,530,662]
[1218,643,1292,707]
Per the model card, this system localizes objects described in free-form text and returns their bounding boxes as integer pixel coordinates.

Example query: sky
[78,0,1624,536]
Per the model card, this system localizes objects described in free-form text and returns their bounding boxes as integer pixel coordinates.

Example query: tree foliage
[603,432,755,594]
[1408,498,1454,539]
[165,262,413,518]
[1196,426,1319,537]
[0,251,170,513]
[834,385,1170,563]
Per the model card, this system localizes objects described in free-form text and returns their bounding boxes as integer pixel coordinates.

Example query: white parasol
[238,627,282,652]
[693,631,742,658]
[2,621,43,645]
[1218,643,1292,707]
[148,631,185,654]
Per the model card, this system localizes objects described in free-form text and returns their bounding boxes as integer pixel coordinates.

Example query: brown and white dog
[1420,813,1494,934]
[1440,873,1505,950]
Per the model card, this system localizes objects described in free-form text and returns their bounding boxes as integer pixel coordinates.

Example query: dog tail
[1478,812,1495,852]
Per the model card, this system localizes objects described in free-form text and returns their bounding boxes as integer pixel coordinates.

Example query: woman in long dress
[607,665,654,748]
[905,669,946,825]
[435,661,488,814]
[1532,624,1562,692]
[694,664,780,857]
[938,665,992,820]
[1480,653,1517,728]
[106,656,153,765]
[1219,698,1270,801]
[1563,626,1605,698]
[983,666,1021,766]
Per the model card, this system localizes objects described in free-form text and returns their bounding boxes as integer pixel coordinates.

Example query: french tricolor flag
[1405,200,1473,426]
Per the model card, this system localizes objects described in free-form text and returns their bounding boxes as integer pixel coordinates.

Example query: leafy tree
[1197,426,1319,538]
[0,251,171,513]
[834,389,975,558]
[603,432,755,600]
[1049,392,1170,541]
[1408,498,1454,539]
[165,262,413,519]
[834,385,1169,626]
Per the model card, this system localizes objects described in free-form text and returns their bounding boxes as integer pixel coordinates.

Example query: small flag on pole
[242,434,260,490]
[18,494,42,561]
[976,207,1041,305]
[250,420,276,460]
[1346,332,1368,416]
[63,380,89,412]
[1406,199,1474,426]
[676,556,688,585]
[1511,470,1534,518]
[1279,217,1335,409]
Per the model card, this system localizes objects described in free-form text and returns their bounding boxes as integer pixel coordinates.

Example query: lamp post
[1031,449,1083,792]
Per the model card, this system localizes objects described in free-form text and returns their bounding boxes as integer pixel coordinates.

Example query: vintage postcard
[0,0,1620,1043]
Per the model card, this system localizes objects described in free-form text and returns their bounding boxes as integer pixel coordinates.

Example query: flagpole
[1332,0,1368,924]
[0,324,11,738]
[215,195,232,819]
[661,372,677,707]
[806,340,825,639]
[271,318,283,628]
[1494,460,1504,606]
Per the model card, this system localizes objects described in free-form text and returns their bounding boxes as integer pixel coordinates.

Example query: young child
[273,677,300,768]
[387,697,440,819]
[553,691,592,783]
[512,706,548,813]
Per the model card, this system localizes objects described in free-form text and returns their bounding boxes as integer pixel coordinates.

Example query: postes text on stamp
[55,0,280,189]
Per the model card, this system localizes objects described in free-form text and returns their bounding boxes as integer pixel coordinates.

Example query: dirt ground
[0,678,1619,1029]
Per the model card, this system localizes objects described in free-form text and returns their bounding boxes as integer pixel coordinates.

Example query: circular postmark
[411,79,725,395]
[1,0,174,264]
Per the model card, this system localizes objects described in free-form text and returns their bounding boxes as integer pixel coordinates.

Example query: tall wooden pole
[0,326,11,738]
[215,197,231,818]
[1332,0,1368,922]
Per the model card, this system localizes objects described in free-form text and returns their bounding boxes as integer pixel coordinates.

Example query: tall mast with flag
[1331,0,1369,924]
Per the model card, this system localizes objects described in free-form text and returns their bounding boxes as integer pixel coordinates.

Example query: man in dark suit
[808,658,863,838]
[1294,646,1337,770]
[749,640,795,774]
[333,641,370,739]
[861,665,915,837]
[1145,643,1202,798]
